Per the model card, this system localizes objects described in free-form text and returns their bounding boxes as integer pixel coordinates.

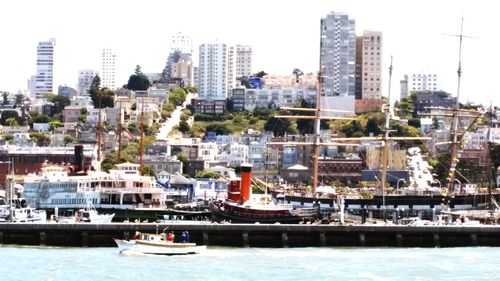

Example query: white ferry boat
[22,162,167,215]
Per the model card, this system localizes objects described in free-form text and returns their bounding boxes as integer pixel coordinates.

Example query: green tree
[264,117,293,137]
[34,114,51,123]
[175,153,188,174]
[205,124,230,136]
[49,120,64,131]
[195,169,221,179]
[340,120,364,137]
[64,135,75,145]
[15,93,23,106]
[178,120,191,134]
[432,117,439,129]
[296,119,314,135]
[126,65,151,91]
[184,86,197,93]
[254,71,267,78]
[2,92,8,105]
[128,123,139,134]
[408,118,421,128]
[141,165,156,177]
[4,135,14,142]
[89,75,115,108]
[365,117,381,136]
[168,88,187,106]
[47,95,71,114]
[0,110,19,125]
[36,134,51,147]
[5,117,18,126]
[29,111,39,119]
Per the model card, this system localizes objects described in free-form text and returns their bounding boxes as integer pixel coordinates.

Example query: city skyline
[0,0,498,106]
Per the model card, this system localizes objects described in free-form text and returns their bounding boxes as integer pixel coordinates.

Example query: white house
[192,178,227,201]
[33,123,50,132]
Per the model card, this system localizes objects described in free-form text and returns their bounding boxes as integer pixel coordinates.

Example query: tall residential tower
[235,45,252,79]
[35,38,56,100]
[100,48,116,89]
[320,12,356,97]
[170,32,193,54]
[198,43,235,100]
[356,31,382,99]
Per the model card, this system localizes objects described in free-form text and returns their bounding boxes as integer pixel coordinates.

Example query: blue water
[0,246,498,281]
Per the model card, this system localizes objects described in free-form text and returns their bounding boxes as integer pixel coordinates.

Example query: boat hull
[210,202,305,224]
[276,192,500,220]
[113,239,205,255]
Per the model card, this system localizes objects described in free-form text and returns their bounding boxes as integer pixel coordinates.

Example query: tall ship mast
[447,18,465,193]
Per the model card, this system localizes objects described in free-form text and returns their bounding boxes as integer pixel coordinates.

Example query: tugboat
[210,164,317,224]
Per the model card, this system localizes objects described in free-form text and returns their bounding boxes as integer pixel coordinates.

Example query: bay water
[0,246,498,281]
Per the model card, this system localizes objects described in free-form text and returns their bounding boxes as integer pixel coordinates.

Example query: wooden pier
[1,223,500,248]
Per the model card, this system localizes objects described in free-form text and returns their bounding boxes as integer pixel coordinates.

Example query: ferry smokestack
[240,164,252,202]
[74,145,84,172]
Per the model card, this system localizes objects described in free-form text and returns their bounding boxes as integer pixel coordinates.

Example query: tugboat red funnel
[240,164,252,202]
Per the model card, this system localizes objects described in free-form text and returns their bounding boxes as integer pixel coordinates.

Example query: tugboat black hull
[210,202,304,224]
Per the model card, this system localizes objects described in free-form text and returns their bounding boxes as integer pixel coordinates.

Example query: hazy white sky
[0,0,498,106]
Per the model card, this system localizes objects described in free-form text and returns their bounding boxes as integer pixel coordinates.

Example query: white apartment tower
[359,31,382,99]
[35,38,56,100]
[198,43,236,99]
[101,48,116,89]
[408,73,440,92]
[77,69,98,96]
[170,32,193,54]
[320,12,356,97]
[235,45,253,78]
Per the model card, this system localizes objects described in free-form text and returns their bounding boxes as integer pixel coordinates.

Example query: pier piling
[242,232,249,248]
[281,232,289,248]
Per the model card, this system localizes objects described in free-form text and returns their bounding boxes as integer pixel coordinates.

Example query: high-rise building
[355,31,382,100]
[171,60,194,87]
[320,12,356,97]
[35,38,56,100]
[408,73,440,93]
[400,75,409,100]
[235,45,252,78]
[170,32,193,54]
[399,73,440,99]
[198,43,235,100]
[163,51,192,84]
[101,48,116,90]
[77,69,97,96]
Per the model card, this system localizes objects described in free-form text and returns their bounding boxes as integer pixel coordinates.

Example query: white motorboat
[1,178,47,223]
[75,204,115,223]
[114,232,205,255]
[58,199,115,223]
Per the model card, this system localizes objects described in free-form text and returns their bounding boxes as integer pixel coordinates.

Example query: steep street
[156,92,196,141]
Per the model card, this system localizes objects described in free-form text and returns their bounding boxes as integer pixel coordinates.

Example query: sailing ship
[210,163,318,224]
[269,20,498,221]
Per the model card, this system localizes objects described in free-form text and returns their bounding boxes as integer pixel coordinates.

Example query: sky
[0,0,498,106]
